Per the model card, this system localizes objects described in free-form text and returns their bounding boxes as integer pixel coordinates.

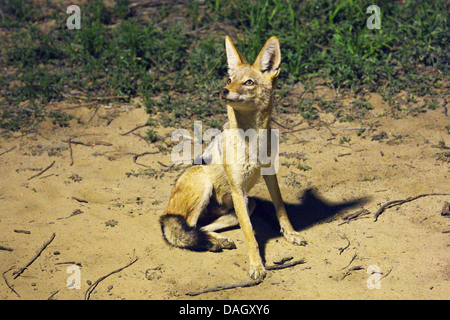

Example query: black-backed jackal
[160,36,305,280]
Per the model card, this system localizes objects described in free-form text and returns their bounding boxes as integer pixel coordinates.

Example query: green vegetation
[0,0,448,131]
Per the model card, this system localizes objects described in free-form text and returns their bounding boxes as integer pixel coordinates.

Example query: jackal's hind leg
[200,197,256,250]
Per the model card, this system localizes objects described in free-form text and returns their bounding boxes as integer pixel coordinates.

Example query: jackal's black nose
[220,88,229,98]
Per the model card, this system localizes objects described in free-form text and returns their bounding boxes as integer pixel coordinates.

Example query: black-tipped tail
[160,214,217,252]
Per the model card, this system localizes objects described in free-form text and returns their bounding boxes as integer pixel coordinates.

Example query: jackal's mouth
[220,97,245,103]
[220,95,247,104]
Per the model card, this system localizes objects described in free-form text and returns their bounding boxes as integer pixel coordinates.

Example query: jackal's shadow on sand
[250,188,370,263]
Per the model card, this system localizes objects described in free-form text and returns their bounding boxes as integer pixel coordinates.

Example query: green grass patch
[0,0,448,132]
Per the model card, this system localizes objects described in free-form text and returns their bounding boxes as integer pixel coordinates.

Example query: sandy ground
[0,91,449,300]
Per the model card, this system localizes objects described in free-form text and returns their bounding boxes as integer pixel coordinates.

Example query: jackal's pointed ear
[253,36,281,78]
[225,36,247,72]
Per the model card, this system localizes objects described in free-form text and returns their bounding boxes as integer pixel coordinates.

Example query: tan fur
[160,36,305,280]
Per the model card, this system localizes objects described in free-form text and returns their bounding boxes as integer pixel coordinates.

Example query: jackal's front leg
[263,174,307,246]
[225,168,266,280]
[232,189,266,280]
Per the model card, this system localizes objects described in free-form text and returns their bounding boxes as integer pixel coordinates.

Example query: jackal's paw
[209,236,236,252]
[249,263,266,281]
[218,237,236,250]
[282,229,308,246]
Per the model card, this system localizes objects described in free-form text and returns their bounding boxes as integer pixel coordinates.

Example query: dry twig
[47,290,59,300]
[27,161,56,181]
[72,196,88,203]
[185,258,306,296]
[186,279,263,296]
[341,265,363,280]
[85,257,138,300]
[68,138,74,166]
[13,233,56,279]
[373,193,450,221]
[335,127,370,131]
[339,208,371,225]
[62,140,112,147]
[337,235,350,255]
[271,118,290,130]
[14,229,30,234]
[3,267,20,297]
[120,123,151,136]
[265,258,306,270]
[0,146,16,157]
[341,253,358,270]
[132,151,159,167]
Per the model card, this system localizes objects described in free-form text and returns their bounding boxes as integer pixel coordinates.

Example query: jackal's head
[220,36,281,111]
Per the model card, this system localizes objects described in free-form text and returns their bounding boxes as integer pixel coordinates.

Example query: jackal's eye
[244,79,254,86]
[227,78,232,85]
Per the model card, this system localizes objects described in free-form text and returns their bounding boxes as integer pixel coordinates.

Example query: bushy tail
[160,214,216,252]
